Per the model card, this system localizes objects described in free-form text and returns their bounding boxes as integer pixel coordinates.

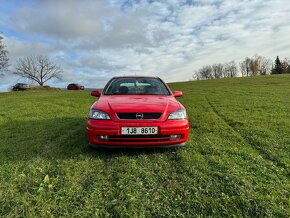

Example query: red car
[87,76,189,148]
[67,83,84,90]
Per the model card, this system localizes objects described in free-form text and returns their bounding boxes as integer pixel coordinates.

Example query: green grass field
[0,75,289,217]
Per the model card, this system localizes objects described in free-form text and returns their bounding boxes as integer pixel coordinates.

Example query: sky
[0,0,290,91]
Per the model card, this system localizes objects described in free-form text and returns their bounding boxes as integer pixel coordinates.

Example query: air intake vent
[117,113,162,120]
[108,135,170,142]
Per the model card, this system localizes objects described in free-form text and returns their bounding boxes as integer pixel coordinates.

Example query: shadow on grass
[0,117,174,162]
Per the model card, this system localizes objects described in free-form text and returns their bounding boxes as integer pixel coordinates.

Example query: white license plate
[121,127,158,135]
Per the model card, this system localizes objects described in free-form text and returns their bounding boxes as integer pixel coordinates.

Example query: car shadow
[0,117,175,163]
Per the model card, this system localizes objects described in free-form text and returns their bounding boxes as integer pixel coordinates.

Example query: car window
[104,78,171,95]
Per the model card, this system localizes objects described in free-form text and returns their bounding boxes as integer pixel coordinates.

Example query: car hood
[91,95,182,119]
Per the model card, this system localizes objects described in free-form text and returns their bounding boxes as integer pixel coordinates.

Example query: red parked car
[67,83,84,90]
[87,76,189,148]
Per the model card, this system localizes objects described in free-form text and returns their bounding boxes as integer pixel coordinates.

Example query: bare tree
[240,57,251,77]
[260,56,272,75]
[279,58,290,74]
[212,63,224,79]
[284,58,290,74]
[198,65,213,80]
[192,72,200,80]
[0,35,9,72]
[224,61,238,78]
[15,55,62,86]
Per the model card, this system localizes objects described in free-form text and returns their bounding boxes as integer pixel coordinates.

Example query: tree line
[194,55,290,80]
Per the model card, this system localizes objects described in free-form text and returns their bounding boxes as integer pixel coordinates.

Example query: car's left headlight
[89,109,111,120]
[168,109,187,120]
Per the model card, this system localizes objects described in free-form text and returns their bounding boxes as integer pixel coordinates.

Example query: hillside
[0,75,289,217]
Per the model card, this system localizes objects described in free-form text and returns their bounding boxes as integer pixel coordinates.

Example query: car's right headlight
[167,109,187,120]
[89,109,111,120]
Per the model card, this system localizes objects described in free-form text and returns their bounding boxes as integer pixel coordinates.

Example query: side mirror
[91,90,101,97]
[173,91,183,97]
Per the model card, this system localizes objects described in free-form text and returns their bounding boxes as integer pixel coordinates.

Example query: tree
[0,35,9,72]
[199,65,213,80]
[15,55,62,86]
[272,56,283,74]
[240,55,271,76]
[259,56,272,75]
[286,59,290,74]
[212,63,224,79]
[224,61,238,78]
[240,57,251,77]
[281,58,290,74]
[249,57,260,76]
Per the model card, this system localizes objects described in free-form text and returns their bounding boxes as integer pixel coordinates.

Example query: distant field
[0,75,289,217]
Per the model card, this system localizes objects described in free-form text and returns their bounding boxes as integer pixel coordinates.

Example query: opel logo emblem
[136,113,143,119]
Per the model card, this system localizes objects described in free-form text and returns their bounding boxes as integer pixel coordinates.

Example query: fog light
[99,135,108,140]
[170,134,181,140]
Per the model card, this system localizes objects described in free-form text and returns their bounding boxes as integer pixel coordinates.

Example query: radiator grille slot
[117,113,162,120]
[108,135,170,142]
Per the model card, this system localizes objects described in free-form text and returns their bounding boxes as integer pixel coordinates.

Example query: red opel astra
[87,76,189,148]
[67,83,85,90]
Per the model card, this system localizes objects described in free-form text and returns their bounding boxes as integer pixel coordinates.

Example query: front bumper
[87,119,189,148]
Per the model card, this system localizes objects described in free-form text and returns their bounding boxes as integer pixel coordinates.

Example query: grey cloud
[11,0,107,39]
[9,0,155,49]
[80,54,126,71]
[4,37,55,65]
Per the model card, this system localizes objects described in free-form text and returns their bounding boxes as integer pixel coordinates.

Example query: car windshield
[104,77,171,95]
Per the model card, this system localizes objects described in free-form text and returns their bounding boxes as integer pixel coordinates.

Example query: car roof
[112,75,159,79]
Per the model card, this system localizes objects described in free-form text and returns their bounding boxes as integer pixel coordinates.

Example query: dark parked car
[12,83,30,91]
[67,83,85,90]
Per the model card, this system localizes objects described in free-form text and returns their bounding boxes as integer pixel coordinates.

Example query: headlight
[168,109,187,120]
[89,109,111,120]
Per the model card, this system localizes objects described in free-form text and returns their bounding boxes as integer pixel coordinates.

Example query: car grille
[117,113,162,120]
[108,135,170,142]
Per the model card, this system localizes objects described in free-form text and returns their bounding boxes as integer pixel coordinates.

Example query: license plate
[121,127,158,135]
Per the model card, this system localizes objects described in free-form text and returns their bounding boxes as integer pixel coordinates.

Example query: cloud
[1,0,290,91]
[10,1,106,39]
[4,37,53,60]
